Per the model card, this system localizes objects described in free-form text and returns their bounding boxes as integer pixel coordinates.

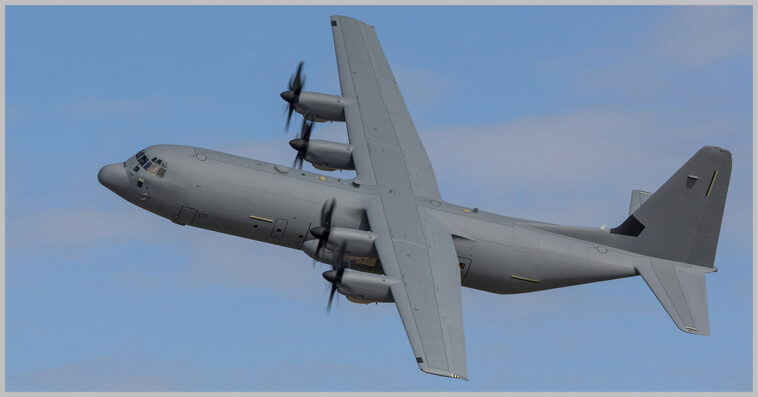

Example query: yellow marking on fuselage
[511,275,540,283]
[249,215,273,223]
[706,170,718,197]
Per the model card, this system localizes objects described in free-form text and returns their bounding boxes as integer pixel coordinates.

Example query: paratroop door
[175,206,198,226]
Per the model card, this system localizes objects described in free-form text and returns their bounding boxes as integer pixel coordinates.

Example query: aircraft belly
[462,223,638,294]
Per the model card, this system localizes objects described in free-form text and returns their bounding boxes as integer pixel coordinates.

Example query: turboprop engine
[281,91,348,123]
[310,226,377,258]
[280,62,350,128]
[323,270,395,303]
[290,121,355,171]
[306,198,377,261]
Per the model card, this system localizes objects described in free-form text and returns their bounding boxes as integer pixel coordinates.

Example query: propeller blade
[321,197,336,230]
[302,119,313,141]
[288,119,314,169]
[286,105,295,129]
[311,198,336,268]
[327,282,338,312]
[282,61,305,131]
[327,241,347,313]
[292,62,304,92]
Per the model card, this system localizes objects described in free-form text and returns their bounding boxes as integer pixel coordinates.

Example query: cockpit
[132,150,168,177]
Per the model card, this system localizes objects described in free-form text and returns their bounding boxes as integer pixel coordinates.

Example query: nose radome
[98,163,129,195]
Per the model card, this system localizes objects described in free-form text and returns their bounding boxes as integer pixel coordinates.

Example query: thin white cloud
[393,66,451,108]
[565,7,751,102]
[651,7,752,67]
[422,104,749,235]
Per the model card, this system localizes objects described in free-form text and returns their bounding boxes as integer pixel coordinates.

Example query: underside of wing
[330,15,441,200]
[366,197,467,380]
[329,14,465,380]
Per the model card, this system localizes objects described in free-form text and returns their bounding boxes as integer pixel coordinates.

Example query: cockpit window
[135,150,148,165]
[146,159,167,177]
[134,149,167,177]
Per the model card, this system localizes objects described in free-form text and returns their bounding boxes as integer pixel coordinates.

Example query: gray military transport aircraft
[98,15,731,380]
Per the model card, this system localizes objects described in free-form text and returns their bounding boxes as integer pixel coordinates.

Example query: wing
[330,14,466,380]
[330,15,441,200]
[366,197,467,380]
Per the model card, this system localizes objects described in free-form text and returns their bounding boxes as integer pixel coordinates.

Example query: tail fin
[612,146,732,268]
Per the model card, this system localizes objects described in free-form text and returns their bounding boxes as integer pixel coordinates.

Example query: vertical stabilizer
[613,146,731,267]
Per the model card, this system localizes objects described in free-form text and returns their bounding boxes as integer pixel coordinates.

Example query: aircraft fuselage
[99,144,638,297]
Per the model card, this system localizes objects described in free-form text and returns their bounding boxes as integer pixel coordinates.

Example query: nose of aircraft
[98,163,130,197]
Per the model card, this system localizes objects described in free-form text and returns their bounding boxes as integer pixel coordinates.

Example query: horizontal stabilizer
[636,258,714,335]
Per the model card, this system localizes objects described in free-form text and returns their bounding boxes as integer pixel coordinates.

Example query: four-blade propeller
[310,197,336,267]
[323,241,348,313]
[280,61,305,130]
[290,119,314,169]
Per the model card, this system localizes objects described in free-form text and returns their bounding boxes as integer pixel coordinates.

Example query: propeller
[310,197,336,267]
[324,240,348,313]
[280,61,306,130]
[290,119,314,169]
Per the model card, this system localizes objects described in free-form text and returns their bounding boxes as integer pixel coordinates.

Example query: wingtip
[330,15,371,27]
[680,324,711,336]
[421,367,469,381]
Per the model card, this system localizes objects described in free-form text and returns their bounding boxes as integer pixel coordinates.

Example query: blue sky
[5,5,753,391]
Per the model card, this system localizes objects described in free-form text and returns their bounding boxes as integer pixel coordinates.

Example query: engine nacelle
[295,92,349,122]
[301,239,380,273]
[290,139,354,171]
[307,226,376,258]
[323,270,395,303]
[325,227,376,257]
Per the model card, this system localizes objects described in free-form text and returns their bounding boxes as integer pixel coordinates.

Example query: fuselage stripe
[511,275,540,283]
[249,215,274,223]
